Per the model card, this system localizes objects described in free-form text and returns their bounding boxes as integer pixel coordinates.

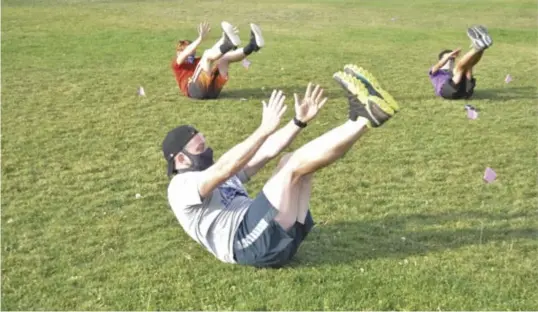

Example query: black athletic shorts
[233,191,315,268]
[440,76,477,100]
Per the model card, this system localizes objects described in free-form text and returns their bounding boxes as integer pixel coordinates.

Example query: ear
[175,152,185,163]
[174,152,190,168]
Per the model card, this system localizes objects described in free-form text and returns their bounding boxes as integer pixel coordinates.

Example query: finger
[294,93,300,107]
[277,95,286,111]
[274,90,283,108]
[315,87,324,103]
[278,93,286,106]
[270,90,278,108]
[318,97,328,109]
[269,89,277,106]
[278,104,288,118]
[311,84,320,100]
[304,82,312,99]
[271,90,281,109]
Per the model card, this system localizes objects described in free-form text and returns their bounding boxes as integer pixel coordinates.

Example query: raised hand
[197,22,211,40]
[294,82,328,124]
[260,90,288,136]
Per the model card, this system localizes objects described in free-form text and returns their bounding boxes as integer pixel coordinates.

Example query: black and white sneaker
[467,25,492,51]
[219,21,241,52]
[248,23,264,51]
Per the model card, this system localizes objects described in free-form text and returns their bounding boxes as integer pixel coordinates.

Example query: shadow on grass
[218,87,268,100]
[218,86,302,100]
[218,84,334,101]
[405,86,536,102]
[471,86,536,100]
[290,211,536,267]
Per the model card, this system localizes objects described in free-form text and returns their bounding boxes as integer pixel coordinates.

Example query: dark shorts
[233,191,315,268]
[440,76,477,100]
[187,67,228,100]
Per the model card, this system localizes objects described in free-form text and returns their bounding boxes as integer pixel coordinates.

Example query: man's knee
[193,53,212,75]
[275,153,312,186]
[273,152,309,182]
[202,49,218,62]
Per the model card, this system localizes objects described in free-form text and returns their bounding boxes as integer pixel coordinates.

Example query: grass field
[2,0,537,310]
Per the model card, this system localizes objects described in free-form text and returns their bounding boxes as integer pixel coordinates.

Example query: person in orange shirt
[172,21,264,100]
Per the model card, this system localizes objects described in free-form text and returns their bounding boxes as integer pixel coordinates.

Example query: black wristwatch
[293,117,307,128]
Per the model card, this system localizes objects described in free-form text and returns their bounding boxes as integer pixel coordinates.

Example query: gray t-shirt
[167,170,252,263]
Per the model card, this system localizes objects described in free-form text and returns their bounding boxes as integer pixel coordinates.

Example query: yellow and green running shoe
[343,64,399,112]
[333,70,399,128]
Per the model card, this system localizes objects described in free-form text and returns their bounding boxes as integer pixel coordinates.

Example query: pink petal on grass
[467,109,478,120]
[483,167,497,183]
[242,59,251,69]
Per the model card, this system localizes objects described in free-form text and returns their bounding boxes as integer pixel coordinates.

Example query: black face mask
[182,148,214,171]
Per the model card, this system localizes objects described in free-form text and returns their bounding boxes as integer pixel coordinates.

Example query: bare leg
[464,50,485,79]
[193,22,241,79]
[465,70,473,79]
[263,68,398,231]
[217,23,264,77]
[217,48,248,77]
[452,48,482,84]
[296,173,313,224]
[270,153,314,230]
[285,118,369,177]
[469,50,484,67]
[193,39,231,78]
[265,118,369,230]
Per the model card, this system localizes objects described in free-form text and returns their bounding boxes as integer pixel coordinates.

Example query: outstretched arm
[430,48,461,74]
[196,90,288,198]
[241,120,302,178]
[242,83,328,179]
[176,22,210,65]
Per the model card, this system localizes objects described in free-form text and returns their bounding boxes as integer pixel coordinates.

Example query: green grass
[2,0,537,310]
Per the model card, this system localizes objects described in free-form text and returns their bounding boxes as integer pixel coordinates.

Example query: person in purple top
[429,25,493,100]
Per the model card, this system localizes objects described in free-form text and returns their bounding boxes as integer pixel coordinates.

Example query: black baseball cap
[162,125,198,176]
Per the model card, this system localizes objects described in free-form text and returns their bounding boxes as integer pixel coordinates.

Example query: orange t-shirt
[171,57,201,96]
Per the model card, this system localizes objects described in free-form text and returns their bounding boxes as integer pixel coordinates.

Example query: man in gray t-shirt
[163,65,400,268]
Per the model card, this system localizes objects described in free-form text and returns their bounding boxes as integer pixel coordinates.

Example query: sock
[347,93,360,121]
[242,43,256,56]
[219,41,235,54]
